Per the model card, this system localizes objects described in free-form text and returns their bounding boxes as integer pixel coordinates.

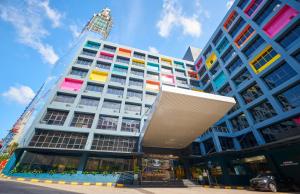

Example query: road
[0,179,297,194]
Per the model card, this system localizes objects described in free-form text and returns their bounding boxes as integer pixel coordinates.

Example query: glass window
[235,25,254,47]
[131,68,144,77]
[116,56,130,64]
[133,52,145,60]
[107,86,124,97]
[229,18,246,38]
[253,0,281,25]
[76,57,93,66]
[249,101,277,123]
[85,41,100,49]
[79,97,99,107]
[219,137,234,151]
[121,118,140,132]
[96,61,111,70]
[85,157,133,172]
[233,68,252,86]
[242,35,265,58]
[70,113,94,128]
[241,83,263,104]
[278,23,300,49]
[177,78,188,85]
[276,84,300,111]
[146,72,159,80]
[53,93,76,104]
[210,62,221,75]
[224,11,238,30]
[293,51,300,63]
[85,83,103,93]
[69,67,88,78]
[161,66,173,74]
[245,0,263,17]
[238,0,249,10]
[41,109,68,126]
[103,45,116,53]
[231,113,249,131]
[81,48,97,57]
[97,115,118,131]
[212,30,223,46]
[221,47,236,64]
[201,74,210,86]
[260,115,300,143]
[102,100,121,112]
[203,138,216,154]
[175,69,186,77]
[124,103,142,115]
[226,57,243,74]
[237,132,258,149]
[148,55,159,63]
[129,78,143,88]
[251,47,279,72]
[127,90,142,100]
[263,62,297,89]
[29,129,88,149]
[91,134,138,152]
[110,75,126,85]
[228,96,241,114]
[216,37,229,54]
[218,83,232,96]
[145,92,157,104]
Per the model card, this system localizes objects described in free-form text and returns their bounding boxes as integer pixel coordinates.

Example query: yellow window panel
[161,57,172,66]
[205,52,217,69]
[89,70,108,82]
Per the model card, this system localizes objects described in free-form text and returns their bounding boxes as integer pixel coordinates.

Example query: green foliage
[0,154,9,162]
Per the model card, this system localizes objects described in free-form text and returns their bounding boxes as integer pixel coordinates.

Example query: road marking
[95,182,103,186]
[44,180,53,184]
[116,183,124,187]
[83,182,90,186]
[107,182,113,187]
[70,182,78,185]
[237,186,244,190]
[58,181,65,184]
[225,186,231,189]
[30,179,39,182]
[16,178,25,181]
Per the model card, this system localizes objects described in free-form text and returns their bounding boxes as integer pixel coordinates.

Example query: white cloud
[226,0,235,10]
[148,46,159,54]
[0,0,60,65]
[157,0,202,38]
[2,85,35,105]
[69,24,81,38]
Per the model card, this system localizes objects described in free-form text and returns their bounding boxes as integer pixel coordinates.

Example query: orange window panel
[118,48,131,57]
[234,25,255,48]
[146,80,160,91]
[188,71,199,80]
[224,11,238,30]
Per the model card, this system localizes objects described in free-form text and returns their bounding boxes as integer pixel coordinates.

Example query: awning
[141,85,235,149]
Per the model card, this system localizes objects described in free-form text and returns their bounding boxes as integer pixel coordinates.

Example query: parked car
[250,173,295,192]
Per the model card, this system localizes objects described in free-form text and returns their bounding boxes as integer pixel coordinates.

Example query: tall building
[2,0,300,187]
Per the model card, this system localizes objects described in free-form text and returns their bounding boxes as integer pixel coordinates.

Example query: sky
[0,0,234,139]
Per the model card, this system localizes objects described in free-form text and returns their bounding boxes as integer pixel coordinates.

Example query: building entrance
[141,154,185,182]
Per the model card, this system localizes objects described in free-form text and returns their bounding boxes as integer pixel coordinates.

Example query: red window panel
[234,25,255,48]
[224,11,238,30]
[244,0,264,17]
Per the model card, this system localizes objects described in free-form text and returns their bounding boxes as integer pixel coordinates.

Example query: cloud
[2,85,35,105]
[0,0,60,65]
[226,0,235,10]
[148,46,159,54]
[69,24,81,38]
[157,0,202,38]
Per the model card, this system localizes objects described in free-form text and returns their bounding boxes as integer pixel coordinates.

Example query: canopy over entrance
[141,86,235,149]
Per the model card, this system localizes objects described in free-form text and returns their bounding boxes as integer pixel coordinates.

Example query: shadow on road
[0,180,83,194]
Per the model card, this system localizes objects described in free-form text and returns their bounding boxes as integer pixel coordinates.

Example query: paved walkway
[0,179,297,194]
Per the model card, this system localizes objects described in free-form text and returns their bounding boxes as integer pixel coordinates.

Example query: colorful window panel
[60,78,83,92]
[224,10,238,30]
[234,25,255,48]
[244,0,264,17]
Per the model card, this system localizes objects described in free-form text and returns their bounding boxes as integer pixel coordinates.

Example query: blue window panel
[278,23,300,49]
[242,36,265,58]
[147,62,160,71]
[216,37,229,54]
[213,72,227,90]
[263,62,297,89]
[112,64,128,75]
[85,41,100,49]
[254,0,282,25]
[277,84,300,111]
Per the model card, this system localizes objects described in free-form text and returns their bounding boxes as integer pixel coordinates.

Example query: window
[76,57,93,66]
[99,52,114,61]
[174,61,185,69]
[213,72,227,90]
[233,68,252,86]
[260,115,300,143]
[121,118,140,132]
[129,78,143,88]
[224,11,238,30]
[79,97,100,107]
[147,62,159,71]
[60,78,83,92]
[203,138,216,154]
[241,84,263,104]
[218,83,232,96]
[216,37,229,54]
[81,48,97,57]
[85,41,100,49]
[253,0,281,25]
[177,78,188,85]
[131,68,144,77]
[161,58,172,66]
[231,113,249,131]
[237,132,258,149]
[97,115,118,131]
[293,51,300,63]
[85,158,133,172]
[226,57,243,74]
[103,44,116,53]
[201,74,210,86]
[70,113,94,128]
[219,137,234,151]
[212,30,223,46]
[146,72,159,80]
[245,0,263,17]
[124,103,142,115]
[229,18,246,38]
[107,86,124,97]
[277,23,300,49]
[277,84,300,111]
[29,129,88,149]
[69,67,88,78]
[41,110,68,125]
[161,66,173,74]
[110,75,126,85]
[145,92,157,104]
[91,134,138,152]
[112,65,128,75]
[148,55,159,63]
[238,0,249,10]
[228,97,241,114]
[221,47,235,64]
[250,46,280,73]
[199,66,206,77]
[175,69,186,77]
[133,52,145,60]
[263,62,297,89]
[116,56,130,64]
[96,61,111,70]
[242,35,265,58]
[127,90,142,100]
[85,83,103,93]
[204,84,214,93]
[250,101,277,122]
[132,59,145,67]
[102,100,121,112]
[53,93,76,104]
[235,25,255,48]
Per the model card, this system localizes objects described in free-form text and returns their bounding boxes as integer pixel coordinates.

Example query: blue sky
[0,0,233,139]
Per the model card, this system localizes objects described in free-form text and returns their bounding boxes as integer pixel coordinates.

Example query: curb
[201,185,247,190]
[0,174,124,187]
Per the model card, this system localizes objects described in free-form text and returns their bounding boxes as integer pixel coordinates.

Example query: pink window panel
[263,5,299,38]
[195,58,203,72]
[60,78,83,91]
[162,74,175,84]
[100,52,114,57]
